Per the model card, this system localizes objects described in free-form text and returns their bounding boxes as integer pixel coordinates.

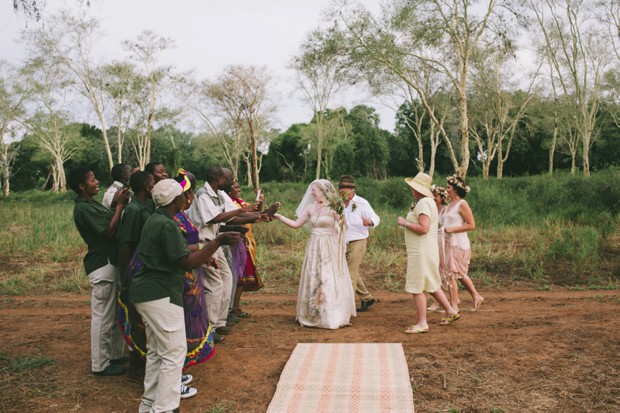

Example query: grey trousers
[88,262,125,372]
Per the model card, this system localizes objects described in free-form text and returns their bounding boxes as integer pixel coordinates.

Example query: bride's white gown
[297,209,356,329]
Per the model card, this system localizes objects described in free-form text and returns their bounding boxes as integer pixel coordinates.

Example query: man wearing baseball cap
[131,179,239,413]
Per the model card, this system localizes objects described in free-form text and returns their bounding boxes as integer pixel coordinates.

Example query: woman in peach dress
[442,175,484,312]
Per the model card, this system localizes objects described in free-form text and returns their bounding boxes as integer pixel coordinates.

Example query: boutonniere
[351,203,357,212]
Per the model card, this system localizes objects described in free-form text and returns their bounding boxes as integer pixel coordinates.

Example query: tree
[18,57,78,192]
[469,49,538,179]
[261,124,307,182]
[0,61,27,196]
[530,0,613,176]
[292,28,348,180]
[100,61,139,163]
[347,105,389,179]
[22,11,116,169]
[329,0,518,177]
[202,65,275,189]
[122,30,181,169]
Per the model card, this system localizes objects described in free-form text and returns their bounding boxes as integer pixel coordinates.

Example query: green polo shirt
[117,197,155,247]
[73,197,118,274]
[130,208,189,307]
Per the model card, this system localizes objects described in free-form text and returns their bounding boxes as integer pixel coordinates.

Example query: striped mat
[267,343,415,413]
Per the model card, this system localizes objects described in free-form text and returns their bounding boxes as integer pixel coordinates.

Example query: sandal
[439,313,460,326]
[404,325,429,334]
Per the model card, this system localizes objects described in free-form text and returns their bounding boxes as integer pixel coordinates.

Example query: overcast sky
[0,0,396,131]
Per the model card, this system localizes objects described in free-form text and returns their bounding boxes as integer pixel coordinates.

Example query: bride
[273,179,356,329]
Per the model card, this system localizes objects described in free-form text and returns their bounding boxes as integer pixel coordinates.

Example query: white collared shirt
[187,181,227,241]
[102,181,125,210]
[343,194,380,243]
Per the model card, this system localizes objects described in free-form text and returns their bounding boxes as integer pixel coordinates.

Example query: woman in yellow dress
[397,173,459,334]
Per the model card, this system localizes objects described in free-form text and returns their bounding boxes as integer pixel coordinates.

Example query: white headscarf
[294,179,337,217]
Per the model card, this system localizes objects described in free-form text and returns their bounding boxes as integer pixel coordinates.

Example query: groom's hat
[338,175,356,189]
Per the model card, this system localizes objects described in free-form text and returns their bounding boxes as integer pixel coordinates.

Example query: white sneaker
[180,384,197,399]
[181,374,193,385]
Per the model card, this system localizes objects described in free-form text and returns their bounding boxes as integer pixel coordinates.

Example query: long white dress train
[296,210,356,329]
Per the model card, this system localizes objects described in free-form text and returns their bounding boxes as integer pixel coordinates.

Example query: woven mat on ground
[267,343,415,413]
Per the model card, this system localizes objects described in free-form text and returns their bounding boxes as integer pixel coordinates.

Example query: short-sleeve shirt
[73,197,118,274]
[188,182,227,241]
[116,197,155,247]
[102,181,125,210]
[130,208,190,307]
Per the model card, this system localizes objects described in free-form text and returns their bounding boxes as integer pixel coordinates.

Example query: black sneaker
[356,298,376,312]
[215,326,232,335]
[181,374,193,385]
[180,384,197,399]
[93,363,127,376]
[212,330,225,344]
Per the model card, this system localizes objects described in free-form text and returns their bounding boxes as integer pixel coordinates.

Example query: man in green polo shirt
[131,179,239,413]
[116,170,155,383]
[69,166,130,377]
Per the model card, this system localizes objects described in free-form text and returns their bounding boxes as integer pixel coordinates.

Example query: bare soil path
[1,288,619,413]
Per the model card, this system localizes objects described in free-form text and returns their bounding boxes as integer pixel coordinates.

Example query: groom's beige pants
[346,239,373,301]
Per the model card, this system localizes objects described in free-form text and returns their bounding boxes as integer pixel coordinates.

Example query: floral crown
[431,185,449,204]
[446,174,470,193]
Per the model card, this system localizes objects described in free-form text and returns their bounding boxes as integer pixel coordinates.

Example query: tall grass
[0,169,617,295]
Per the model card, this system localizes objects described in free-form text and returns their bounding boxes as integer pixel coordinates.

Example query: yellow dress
[404,197,441,294]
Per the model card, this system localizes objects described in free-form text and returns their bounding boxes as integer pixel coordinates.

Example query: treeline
[7,100,620,192]
[2,2,620,194]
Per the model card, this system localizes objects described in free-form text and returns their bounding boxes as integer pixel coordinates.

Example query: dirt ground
[1,286,619,413]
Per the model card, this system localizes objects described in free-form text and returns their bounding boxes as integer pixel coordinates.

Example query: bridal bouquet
[321,189,347,222]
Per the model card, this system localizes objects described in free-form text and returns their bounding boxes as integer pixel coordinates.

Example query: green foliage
[0,173,617,296]
[548,226,602,274]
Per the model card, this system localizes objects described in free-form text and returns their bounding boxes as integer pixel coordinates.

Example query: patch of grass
[380,272,404,292]
[0,353,55,373]
[204,402,235,413]
[588,283,619,290]
[0,264,89,295]
[469,269,497,287]
[538,284,552,291]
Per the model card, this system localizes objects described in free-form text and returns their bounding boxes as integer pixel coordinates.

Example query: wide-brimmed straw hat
[405,173,433,198]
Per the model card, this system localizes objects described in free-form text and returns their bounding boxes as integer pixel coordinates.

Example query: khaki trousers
[88,262,125,372]
[346,239,373,302]
[203,247,233,328]
[135,298,186,413]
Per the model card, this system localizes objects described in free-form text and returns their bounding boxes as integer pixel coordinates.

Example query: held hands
[362,217,373,227]
[397,217,407,227]
[241,202,260,213]
[263,202,281,217]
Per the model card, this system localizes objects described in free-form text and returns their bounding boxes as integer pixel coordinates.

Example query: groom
[339,175,380,312]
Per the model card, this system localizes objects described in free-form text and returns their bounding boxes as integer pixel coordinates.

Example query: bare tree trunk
[582,130,591,177]
[497,143,503,180]
[457,84,470,178]
[315,113,324,180]
[549,108,558,176]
